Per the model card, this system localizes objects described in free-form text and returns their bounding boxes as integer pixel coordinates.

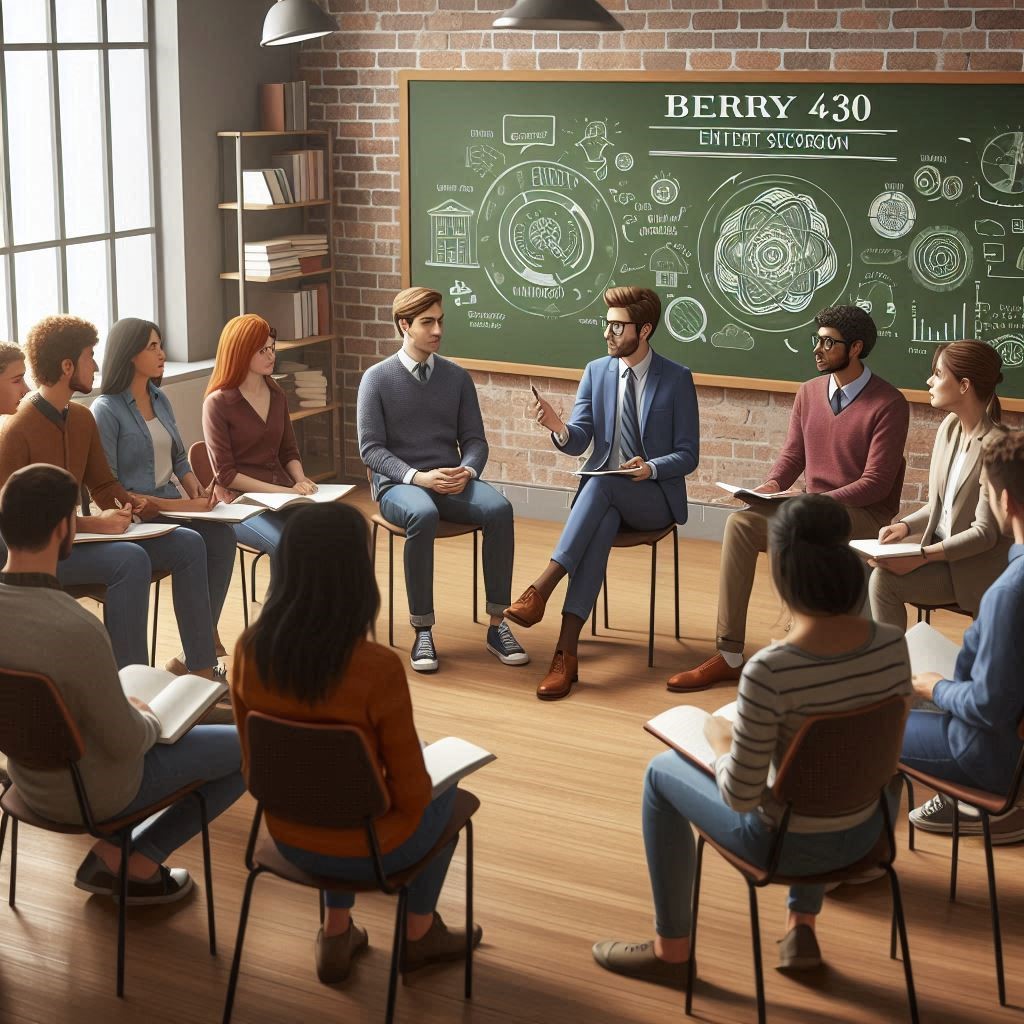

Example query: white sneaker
[410,629,438,673]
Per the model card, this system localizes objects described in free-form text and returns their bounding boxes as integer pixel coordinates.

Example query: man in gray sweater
[357,287,527,673]
[0,463,244,904]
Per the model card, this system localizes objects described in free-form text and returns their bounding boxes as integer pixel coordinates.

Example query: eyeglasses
[811,333,846,352]
[604,320,637,337]
[258,328,277,358]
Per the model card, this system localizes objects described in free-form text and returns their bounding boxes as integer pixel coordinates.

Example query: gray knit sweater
[357,353,488,499]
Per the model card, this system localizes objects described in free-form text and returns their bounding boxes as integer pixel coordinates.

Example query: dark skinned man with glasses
[506,285,699,700]
[667,304,909,693]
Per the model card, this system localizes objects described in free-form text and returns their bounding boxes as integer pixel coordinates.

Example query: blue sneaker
[487,622,529,665]
[410,629,438,673]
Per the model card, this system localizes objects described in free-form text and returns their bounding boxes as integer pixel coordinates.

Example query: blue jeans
[643,751,895,938]
[57,527,217,670]
[900,709,979,788]
[275,787,459,912]
[378,480,514,627]
[553,476,672,620]
[231,509,293,556]
[115,725,245,863]
[159,517,236,628]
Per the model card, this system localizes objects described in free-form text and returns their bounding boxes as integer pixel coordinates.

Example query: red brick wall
[298,0,1024,512]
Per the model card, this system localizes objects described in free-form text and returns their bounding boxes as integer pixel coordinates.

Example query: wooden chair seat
[900,764,1009,816]
[370,512,480,542]
[610,524,675,548]
[912,601,973,624]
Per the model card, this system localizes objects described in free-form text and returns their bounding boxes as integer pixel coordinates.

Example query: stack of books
[246,283,329,340]
[270,150,324,202]
[242,235,328,281]
[274,361,329,410]
[259,81,308,131]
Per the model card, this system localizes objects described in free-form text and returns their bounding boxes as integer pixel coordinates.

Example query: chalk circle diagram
[711,324,755,351]
[477,160,617,317]
[664,296,707,344]
[651,176,680,206]
[992,333,1024,369]
[868,191,916,239]
[942,175,964,201]
[614,152,634,172]
[698,174,851,334]
[914,165,942,197]
[908,226,974,292]
[851,279,896,330]
[981,132,1024,195]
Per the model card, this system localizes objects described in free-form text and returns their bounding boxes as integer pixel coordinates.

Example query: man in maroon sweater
[669,305,909,691]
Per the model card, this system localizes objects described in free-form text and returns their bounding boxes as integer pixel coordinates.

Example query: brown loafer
[667,653,741,693]
[776,924,822,971]
[536,650,578,700]
[316,922,368,984]
[504,585,546,628]
[401,913,481,974]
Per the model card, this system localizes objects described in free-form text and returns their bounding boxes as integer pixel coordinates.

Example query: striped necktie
[620,367,645,463]
[415,361,429,383]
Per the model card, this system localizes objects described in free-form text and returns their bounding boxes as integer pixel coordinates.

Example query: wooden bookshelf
[275,333,333,353]
[219,266,332,283]
[288,401,341,424]
[218,199,331,211]
[217,129,328,138]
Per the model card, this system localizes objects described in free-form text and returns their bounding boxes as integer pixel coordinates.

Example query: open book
[905,621,961,680]
[575,467,643,477]
[74,522,178,544]
[850,539,923,561]
[120,664,229,745]
[422,736,495,799]
[231,482,354,511]
[159,503,267,524]
[716,482,793,503]
[645,700,738,773]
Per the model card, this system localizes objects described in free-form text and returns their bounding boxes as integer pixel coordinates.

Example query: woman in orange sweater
[232,502,480,984]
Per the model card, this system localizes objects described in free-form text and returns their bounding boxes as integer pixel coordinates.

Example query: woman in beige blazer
[869,340,1008,630]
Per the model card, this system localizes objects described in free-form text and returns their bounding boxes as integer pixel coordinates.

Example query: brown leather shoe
[504,585,547,628]
[666,653,741,693]
[536,650,578,700]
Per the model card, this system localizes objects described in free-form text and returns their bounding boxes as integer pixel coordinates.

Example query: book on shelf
[271,150,324,203]
[298,255,328,274]
[120,664,228,745]
[259,80,308,132]
[241,168,295,206]
[422,736,496,799]
[245,238,292,254]
[231,483,354,511]
[645,701,740,774]
[245,290,306,339]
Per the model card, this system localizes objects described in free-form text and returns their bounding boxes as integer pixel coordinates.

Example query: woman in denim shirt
[93,318,236,671]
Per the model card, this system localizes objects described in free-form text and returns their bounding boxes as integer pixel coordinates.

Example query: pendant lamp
[261,0,337,46]
[493,0,623,31]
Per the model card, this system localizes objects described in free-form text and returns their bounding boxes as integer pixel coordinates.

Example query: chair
[686,695,918,1024]
[0,668,216,996]
[63,486,170,666]
[189,441,267,628]
[590,524,680,667]
[911,602,974,625]
[222,713,479,1024]
[366,470,481,647]
[899,713,1024,1006]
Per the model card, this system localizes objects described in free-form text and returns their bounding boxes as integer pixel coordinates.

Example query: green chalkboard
[401,73,1024,406]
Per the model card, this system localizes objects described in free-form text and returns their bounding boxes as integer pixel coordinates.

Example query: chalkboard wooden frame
[399,71,1024,411]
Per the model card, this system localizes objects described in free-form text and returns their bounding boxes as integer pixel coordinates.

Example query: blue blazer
[556,351,699,524]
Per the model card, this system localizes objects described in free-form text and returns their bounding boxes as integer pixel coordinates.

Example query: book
[850,539,924,561]
[905,621,960,680]
[644,701,739,774]
[575,467,643,476]
[120,664,228,745]
[158,503,268,524]
[242,170,276,205]
[231,482,354,511]
[245,289,306,340]
[74,522,178,544]
[259,83,286,132]
[422,736,496,799]
[716,482,794,502]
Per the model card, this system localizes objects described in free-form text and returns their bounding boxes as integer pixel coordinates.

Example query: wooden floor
[2,485,1021,1023]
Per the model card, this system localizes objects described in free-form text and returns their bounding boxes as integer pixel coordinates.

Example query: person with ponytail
[593,495,911,986]
[869,340,1009,630]
[202,314,318,557]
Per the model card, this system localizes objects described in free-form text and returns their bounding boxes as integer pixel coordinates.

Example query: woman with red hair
[202,314,318,557]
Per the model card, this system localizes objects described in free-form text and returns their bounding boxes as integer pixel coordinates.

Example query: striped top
[715,622,911,833]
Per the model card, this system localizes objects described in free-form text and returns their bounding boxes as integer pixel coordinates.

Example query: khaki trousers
[716,503,887,654]
[868,561,960,633]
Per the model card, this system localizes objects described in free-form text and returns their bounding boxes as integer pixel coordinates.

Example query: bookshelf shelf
[275,333,334,353]
[217,129,328,138]
[289,401,341,424]
[219,267,332,283]
[219,199,331,211]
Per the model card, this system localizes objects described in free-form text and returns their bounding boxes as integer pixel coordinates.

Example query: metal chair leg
[950,800,961,901]
[238,550,249,630]
[0,810,7,869]
[370,523,378,641]
[196,792,216,955]
[7,817,17,907]
[903,776,916,851]
[465,818,474,999]
[673,526,680,640]
[980,812,1006,1005]
[116,829,130,996]
[385,888,408,1024]
[150,580,160,666]
[685,836,705,1015]
[602,571,609,630]
[221,868,263,1024]
[472,531,479,624]
[590,597,597,636]
[388,532,395,648]
[886,866,920,1023]
[749,883,766,1024]
[648,542,657,668]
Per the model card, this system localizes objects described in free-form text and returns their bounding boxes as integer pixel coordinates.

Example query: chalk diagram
[942,176,964,200]
[992,333,1024,368]
[908,226,973,292]
[477,160,617,317]
[861,248,903,266]
[981,132,1024,195]
[851,279,897,329]
[650,244,688,288]
[698,174,850,333]
[426,200,479,268]
[711,324,755,351]
[868,191,916,239]
[651,176,680,206]
[914,165,942,197]
[664,296,707,344]
[614,152,634,172]
[576,120,611,181]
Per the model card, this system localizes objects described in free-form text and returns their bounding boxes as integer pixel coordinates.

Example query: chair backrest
[244,712,390,829]
[189,441,214,490]
[772,695,909,819]
[0,669,85,770]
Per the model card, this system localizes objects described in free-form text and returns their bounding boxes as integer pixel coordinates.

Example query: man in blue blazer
[505,286,700,699]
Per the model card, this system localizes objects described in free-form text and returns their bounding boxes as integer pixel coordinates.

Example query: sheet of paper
[422,736,496,799]
[74,522,178,544]
[905,621,961,680]
[850,539,923,560]
[159,503,266,523]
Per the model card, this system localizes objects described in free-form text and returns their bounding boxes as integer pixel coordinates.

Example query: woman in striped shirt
[593,494,912,986]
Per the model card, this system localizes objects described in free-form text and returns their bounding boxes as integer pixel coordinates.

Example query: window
[0,0,156,356]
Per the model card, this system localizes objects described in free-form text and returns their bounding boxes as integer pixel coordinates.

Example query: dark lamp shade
[492,0,623,31]
[261,0,337,46]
